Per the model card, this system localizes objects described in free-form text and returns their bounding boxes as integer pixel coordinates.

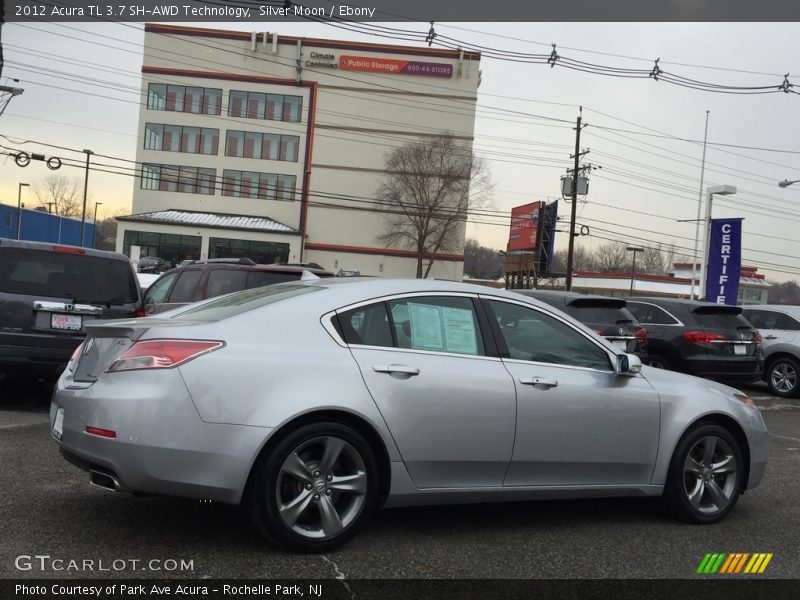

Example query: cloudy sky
[1,20,799,280]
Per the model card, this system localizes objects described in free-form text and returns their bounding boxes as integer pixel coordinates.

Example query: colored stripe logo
[697,552,773,574]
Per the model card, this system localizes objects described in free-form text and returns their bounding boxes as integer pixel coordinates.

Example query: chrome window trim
[477,294,618,373]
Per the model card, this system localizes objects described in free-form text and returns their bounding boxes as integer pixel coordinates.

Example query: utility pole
[80,148,93,247]
[565,107,586,291]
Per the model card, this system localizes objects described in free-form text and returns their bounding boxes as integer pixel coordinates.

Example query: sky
[1,20,799,281]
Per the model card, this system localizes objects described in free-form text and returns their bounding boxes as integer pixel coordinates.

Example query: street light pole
[690,111,710,300]
[17,182,30,240]
[92,202,103,248]
[626,246,644,294]
[80,148,93,247]
[698,185,737,301]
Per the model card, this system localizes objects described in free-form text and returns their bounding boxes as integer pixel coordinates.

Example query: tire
[247,422,379,553]
[766,356,800,398]
[663,423,744,524]
[646,355,671,370]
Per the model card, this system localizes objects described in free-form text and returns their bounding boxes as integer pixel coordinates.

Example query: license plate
[612,340,627,350]
[53,407,65,441]
[734,344,746,356]
[51,313,82,331]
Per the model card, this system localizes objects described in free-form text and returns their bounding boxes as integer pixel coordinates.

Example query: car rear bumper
[50,368,271,504]
[682,356,763,383]
[0,342,79,378]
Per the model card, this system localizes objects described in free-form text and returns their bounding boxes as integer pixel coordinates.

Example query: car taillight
[68,342,84,369]
[106,339,224,372]
[635,327,648,342]
[681,331,726,345]
[753,331,762,344]
[593,328,605,335]
[134,309,146,318]
[53,245,85,254]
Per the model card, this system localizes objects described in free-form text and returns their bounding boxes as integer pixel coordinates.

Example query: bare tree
[31,174,85,217]
[639,243,689,274]
[375,135,492,278]
[464,239,503,280]
[592,242,630,272]
[550,245,595,273]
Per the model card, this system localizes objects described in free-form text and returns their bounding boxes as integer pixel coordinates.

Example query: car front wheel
[646,354,671,370]
[247,422,379,553]
[664,423,743,523]
[766,356,800,398]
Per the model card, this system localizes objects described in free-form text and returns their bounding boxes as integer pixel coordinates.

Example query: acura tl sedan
[51,278,767,552]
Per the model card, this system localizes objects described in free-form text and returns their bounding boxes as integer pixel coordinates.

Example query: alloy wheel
[276,435,368,540]
[770,361,797,394]
[682,435,738,515]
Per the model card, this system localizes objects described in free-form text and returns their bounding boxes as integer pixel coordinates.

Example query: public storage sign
[339,55,454,78]
[704,218,743,305]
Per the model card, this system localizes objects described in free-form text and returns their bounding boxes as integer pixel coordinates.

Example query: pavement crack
[319,555,355,600]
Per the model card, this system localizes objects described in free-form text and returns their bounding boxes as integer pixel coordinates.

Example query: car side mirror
[616,353,642,377]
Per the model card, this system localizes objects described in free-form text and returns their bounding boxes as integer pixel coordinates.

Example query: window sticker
[407,302,478,355]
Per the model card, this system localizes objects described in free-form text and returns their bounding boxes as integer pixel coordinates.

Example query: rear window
[173,284,319,322]
[564,305,636,324]
[0,248,138,303]
[693,312,751,329]
[246,271,299,288]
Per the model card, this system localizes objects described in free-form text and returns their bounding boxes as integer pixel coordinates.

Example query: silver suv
[742,305,800,398]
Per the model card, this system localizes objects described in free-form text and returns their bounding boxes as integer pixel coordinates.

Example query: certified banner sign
[339,55,453,78]
[704,218,743,305]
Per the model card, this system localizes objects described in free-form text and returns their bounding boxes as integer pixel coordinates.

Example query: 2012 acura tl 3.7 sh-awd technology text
[51,278,768,552]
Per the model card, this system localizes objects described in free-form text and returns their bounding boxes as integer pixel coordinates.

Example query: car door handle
[372,364,420,376]
[518,377,558,388]
[764,335,778,340]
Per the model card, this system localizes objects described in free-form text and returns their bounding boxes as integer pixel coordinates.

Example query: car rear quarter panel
[175,297,401,462]
[641,366,768,488]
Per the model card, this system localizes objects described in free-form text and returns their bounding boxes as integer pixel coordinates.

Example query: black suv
[626,297,762,383]
[137,256,170,273]
[0,239,143,380]
[142,262,333,314]
[513,289,648,358]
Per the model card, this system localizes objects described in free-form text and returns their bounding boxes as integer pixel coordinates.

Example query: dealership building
[116,24,481,278]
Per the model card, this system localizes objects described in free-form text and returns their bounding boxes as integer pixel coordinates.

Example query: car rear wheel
[766,356,800,398]
[664,423,743,523]
[247,422,378,553]
[646,355,671,370]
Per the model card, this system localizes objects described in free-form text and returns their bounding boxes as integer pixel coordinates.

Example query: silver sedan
[51,278,768,552]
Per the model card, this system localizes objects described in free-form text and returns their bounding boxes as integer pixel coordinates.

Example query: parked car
[626,297,762,383]
[742,304,800,398]
[512,290,647,358]
[136,256,170,274]
[51,278,766,552]
[0,238,143,381]
[141,262,333,314]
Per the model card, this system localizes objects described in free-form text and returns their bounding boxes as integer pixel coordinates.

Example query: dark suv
[513,290,647,357]
[0,239,143,380]
[626,297,762,383]
[142,262,333,314]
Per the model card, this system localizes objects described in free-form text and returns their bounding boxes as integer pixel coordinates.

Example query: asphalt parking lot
[1,379,798,581]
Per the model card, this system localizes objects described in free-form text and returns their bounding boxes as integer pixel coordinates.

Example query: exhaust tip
[89,470,123,492]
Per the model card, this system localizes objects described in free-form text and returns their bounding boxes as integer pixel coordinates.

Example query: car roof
[743,304,800,317]
[161,263,333,276]
[0,237,131,261]
[627,296,742,314]
[513,289,628,309]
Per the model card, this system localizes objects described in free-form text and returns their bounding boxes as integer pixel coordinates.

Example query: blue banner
[704,218,743,305]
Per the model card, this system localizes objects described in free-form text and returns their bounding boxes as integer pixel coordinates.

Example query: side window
[649,306,679,325]
[744,309,779,329]
[387,296,484,356]
[206,270,248,298]
[168,270,202,303]
[487,300,612,371]
[336,302,393,348]
[777,313,800,331]
[144,273,179,305]
[626,302,652,324]
[245,271,297,289]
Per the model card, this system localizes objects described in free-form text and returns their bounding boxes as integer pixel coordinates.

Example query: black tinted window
[206,269,247,297]
[692,311,751,329]
[337,303,393,347]
[144,273,178,304]
[488,300,611,370]
[0,248,138,303]
[628,302,679,325]
[565,305,635,324]
[169,270,202,303]
[743,309,781,329]
[778,314,800,331]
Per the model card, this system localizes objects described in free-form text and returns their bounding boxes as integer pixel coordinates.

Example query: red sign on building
[507,202,542,252]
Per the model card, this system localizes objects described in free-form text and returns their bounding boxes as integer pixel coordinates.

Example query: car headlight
[733,393,755,407]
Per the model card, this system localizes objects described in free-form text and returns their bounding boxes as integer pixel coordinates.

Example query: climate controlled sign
[704,218,743,305]
[339,55,453,78]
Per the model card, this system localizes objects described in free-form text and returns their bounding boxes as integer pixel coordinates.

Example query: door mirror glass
[616,353,642,376]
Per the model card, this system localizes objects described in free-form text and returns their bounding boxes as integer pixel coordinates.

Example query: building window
[221,170,296,201]
[147,83,223,115]
[227,90,303,123]
[123,230,201,262]
[144,123,219,155]
[209,237,290,264]
[140,164,216,195]
[225,131,299,162]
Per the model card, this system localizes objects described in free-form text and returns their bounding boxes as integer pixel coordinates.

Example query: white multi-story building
[117,24,481,278]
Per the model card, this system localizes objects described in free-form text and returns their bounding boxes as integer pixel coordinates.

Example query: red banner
[507,202,542,252]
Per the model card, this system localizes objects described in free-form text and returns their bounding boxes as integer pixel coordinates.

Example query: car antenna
[300,270,321,282]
